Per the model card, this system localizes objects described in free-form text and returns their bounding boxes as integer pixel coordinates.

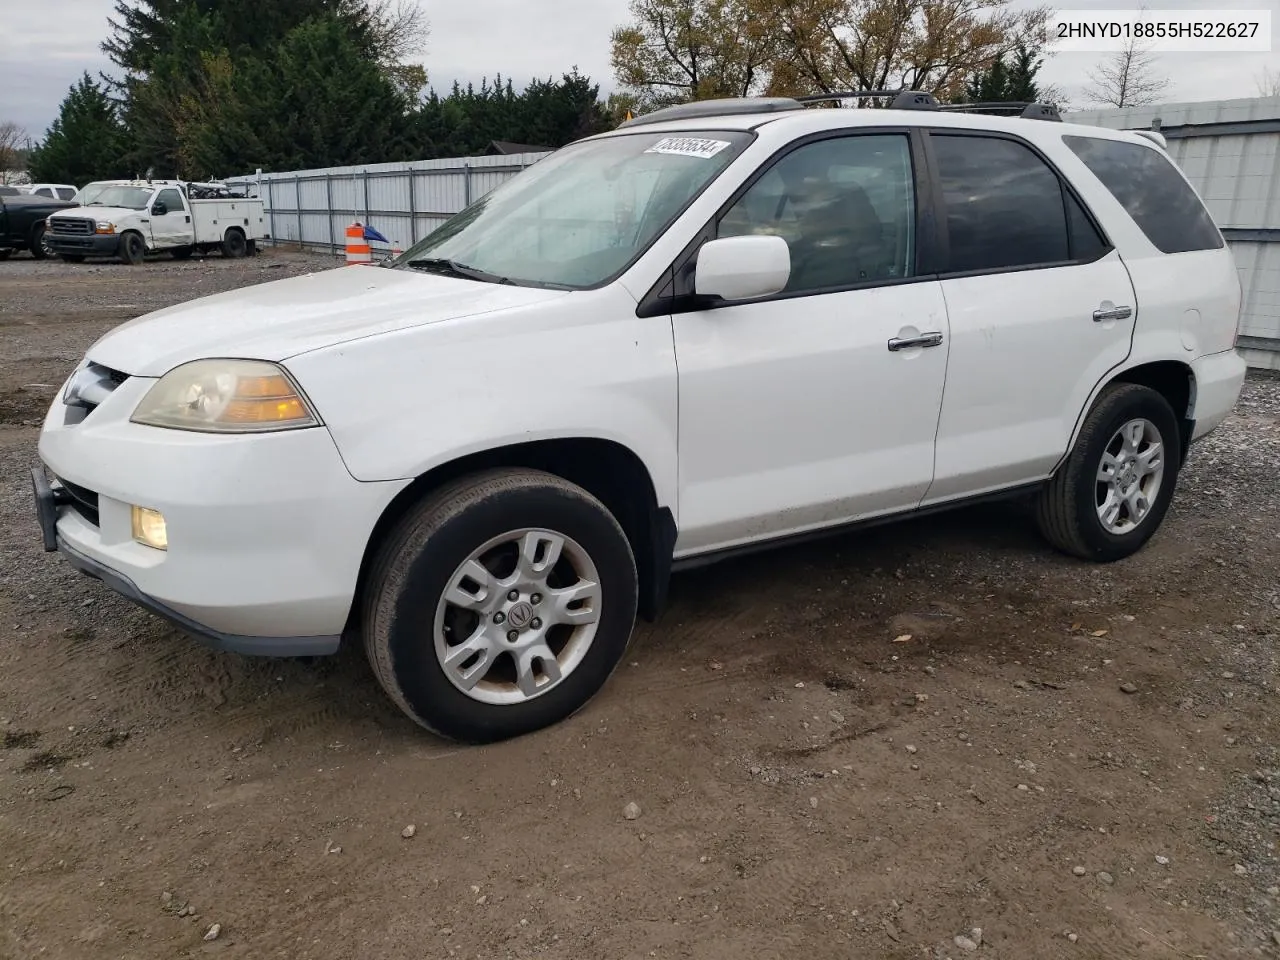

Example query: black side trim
[638,506,678,622]
[1221,228,1280,243]
[55,537,341,658]
[670,481,1045,573]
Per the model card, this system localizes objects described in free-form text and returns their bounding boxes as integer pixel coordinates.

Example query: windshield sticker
[644,137,732,160]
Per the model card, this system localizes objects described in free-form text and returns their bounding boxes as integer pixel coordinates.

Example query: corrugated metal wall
[1066,97,1280,369]
[224,153,549,256]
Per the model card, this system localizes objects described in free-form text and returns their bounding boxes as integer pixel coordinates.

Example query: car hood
[50,205,140,222]
[5,195,76,212]
[85,265,571,377]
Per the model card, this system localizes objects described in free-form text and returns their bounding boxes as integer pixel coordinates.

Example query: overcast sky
[1,0,1276,145]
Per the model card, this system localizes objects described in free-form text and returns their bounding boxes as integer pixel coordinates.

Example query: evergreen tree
[28,74,127,185]
[957,44,1043,104]
[102,1,420,174]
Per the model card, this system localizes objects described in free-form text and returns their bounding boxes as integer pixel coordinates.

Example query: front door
[922,132,1138,503]
[672,132,950,557]
[148,187,191,250]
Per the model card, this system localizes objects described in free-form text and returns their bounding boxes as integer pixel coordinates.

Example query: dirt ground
[2,248,1279,960]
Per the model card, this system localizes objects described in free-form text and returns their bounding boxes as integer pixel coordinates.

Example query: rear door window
[931,134,1074,273]
[56,188,76,200]
[1063,135,1223,254]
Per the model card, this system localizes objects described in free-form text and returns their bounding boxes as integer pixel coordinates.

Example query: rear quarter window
[1063,134,1223,254]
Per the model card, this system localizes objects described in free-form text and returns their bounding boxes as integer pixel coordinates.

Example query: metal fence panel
[226,152,549,255]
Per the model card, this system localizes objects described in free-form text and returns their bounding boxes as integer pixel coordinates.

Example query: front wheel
[118,231,146,265]
[29,222,51,260]
[363,469,638,743]
[1036,382,1182,562]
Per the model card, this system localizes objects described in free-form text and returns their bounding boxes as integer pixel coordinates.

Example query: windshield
[82,185,153,209]
[393,130,753,288]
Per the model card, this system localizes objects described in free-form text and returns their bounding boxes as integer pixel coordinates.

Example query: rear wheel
[119,231,146,265]
[363,469,638,743]
[221,228,247,258]
[1036,383,1181,562]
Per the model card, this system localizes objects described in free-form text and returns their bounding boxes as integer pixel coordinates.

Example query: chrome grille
[51,218,94,236]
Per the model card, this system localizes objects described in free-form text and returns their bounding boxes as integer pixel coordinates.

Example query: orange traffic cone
[345,222,371,265]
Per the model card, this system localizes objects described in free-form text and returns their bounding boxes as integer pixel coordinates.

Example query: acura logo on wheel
[507,601,534,628]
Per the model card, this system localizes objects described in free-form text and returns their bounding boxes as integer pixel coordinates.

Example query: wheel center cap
[507,601,534,629]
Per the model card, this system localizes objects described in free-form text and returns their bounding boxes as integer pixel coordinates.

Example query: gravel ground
[1,252,1278,960]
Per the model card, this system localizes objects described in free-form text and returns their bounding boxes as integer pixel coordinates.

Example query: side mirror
[694,235,791,303]
[152,201,167,216]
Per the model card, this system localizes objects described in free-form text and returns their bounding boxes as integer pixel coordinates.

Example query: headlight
[130,359,320,433]
[95,221,115,234]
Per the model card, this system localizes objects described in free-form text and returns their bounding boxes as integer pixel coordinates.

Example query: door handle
[887,332,944,352]
[1093,305,1132,322]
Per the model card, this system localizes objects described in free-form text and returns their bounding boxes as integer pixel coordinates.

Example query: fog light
[131,505,168,550]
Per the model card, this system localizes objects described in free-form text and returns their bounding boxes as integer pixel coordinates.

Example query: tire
[61,255,85,263]
[29,222,50,260]
[1036,382,1182,562]
[171,246,194,260]
[0,249,11,260]
[118,231,146,265]
[363,469,638,743]
[221,228,247,259]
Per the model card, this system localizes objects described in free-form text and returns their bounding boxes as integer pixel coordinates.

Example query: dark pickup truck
[0,193,77,259]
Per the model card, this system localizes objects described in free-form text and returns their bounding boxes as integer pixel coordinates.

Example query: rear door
[1061,134,1240,358]
[923,130,1137,504]
[148,187,192,249]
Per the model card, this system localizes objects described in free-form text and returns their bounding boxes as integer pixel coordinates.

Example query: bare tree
[0,121,28,181]
[1083,38,1166,107]
[1257,65,1280,98]
[366,0,430,100]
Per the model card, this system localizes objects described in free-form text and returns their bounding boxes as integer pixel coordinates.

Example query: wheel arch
[343,437,677,641]
[1058,359,1196,475]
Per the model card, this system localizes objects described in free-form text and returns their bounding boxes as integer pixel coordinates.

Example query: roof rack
[796,90,940,110]
[617,97,803,128]
[935,101,1062,122]
[616,90,1062,128]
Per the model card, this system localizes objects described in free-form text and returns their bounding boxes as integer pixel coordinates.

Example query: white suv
[33,93,1245,742]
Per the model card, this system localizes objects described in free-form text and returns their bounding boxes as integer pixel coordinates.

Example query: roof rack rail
[614,91,1062,129]
[617,97,802,128]
[795,90,939,110]
[934,101,1062,122]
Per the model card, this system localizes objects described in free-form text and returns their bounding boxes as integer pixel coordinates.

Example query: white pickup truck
[46,179,268,264]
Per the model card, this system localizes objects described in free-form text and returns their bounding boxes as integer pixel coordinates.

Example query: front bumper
[46,233,122,257]
[34,467,338,656]
[36,371,408,656]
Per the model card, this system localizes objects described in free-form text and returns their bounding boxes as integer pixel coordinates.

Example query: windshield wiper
[404,257,513,285]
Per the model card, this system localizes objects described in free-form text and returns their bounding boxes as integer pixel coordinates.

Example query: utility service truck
[46,179,269,264]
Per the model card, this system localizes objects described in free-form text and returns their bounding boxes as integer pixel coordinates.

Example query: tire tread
[362,468,634,739]
[1036,382,1178,561]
